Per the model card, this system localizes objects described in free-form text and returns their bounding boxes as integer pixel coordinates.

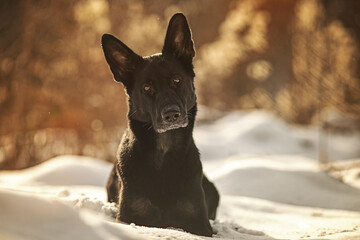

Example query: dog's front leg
[116,192,162,228]
[202,174,220,220]
[106,163,121,203]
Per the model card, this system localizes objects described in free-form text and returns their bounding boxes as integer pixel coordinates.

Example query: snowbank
[1,110,360,239]
[195,110,360,161]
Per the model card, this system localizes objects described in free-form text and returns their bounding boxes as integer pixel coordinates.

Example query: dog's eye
[172,76,181,85]
[143,84,151,91]
[143,84,153,94]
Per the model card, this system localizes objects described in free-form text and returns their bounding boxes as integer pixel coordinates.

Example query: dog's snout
[162,105,181,123]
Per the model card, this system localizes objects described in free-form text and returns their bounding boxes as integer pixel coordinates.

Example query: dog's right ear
[162,13,195,63]
[101,34,143,88]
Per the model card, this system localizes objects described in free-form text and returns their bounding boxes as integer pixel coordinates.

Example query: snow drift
[1,110,360,239]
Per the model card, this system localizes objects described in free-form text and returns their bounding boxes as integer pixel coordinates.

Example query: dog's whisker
[129,110,137,118]
[141,122,153,131]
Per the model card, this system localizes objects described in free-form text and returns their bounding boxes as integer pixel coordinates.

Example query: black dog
[101,13,219,237]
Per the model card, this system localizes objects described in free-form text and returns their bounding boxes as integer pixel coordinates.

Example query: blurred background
[1,0,360,170]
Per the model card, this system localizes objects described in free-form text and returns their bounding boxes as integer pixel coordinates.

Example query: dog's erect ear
[101,34,143,87]
[162,13,195,61]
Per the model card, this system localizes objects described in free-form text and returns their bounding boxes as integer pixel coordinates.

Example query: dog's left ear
[162,13,195,62]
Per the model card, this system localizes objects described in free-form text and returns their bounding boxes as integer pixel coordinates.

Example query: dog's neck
[128,105,197,168]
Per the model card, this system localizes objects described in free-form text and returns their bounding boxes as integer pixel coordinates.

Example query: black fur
[102,13,219,237]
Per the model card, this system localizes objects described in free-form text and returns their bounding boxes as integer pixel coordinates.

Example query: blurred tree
[0,1,79,169]
[0,0,25,168]
[321,0,360,107]
[0,0,127,169]
[196,0,298,110]
[196,0,360,126]
[288,0,360,124]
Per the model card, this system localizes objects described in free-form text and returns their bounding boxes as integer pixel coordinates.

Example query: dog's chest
[153,133,181,169]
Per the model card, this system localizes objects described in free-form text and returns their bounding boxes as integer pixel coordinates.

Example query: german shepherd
[101,13,219,237]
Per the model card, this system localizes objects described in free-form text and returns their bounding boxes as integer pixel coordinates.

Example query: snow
[1,110,360,240]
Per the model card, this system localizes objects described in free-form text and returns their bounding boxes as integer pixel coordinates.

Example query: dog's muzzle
[156,105,188,133]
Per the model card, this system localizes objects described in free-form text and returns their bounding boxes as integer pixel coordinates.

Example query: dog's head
[102,13,196,133]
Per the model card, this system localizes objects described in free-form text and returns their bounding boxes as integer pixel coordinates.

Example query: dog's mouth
[155,119,189,133]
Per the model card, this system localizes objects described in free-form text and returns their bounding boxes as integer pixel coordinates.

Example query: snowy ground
[1,110,360,240]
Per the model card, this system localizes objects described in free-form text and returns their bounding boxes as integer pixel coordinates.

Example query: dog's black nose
[162,105,181,123]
